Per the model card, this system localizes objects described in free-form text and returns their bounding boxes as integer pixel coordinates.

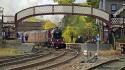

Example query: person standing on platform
[75,36,83,43]
[70,32,74,42]
[25,33,29,42]
[21,33,24,43]
[2,29,5,39]
[16,32,20,39]
[51,28,55,39]
[48,29,52,39]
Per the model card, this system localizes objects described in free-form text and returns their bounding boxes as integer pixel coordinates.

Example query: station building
[99,0,125,39]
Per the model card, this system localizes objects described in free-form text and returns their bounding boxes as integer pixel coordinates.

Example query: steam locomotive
[47,27,66,49]
[23,27,66,49]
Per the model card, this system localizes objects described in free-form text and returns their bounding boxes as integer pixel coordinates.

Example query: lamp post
[123,1,125,36]
[95,21,100,57]
[0,7,5,48]
[0,7,4,39]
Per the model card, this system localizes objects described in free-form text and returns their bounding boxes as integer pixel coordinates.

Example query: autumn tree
[53,0,75,4]
[63,26,79,43]
[53,0,98,42]
[42,20,56,30]
[87,0,100,8]
[26,17,42,22]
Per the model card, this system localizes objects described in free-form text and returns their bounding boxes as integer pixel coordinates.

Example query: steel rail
[0,49,42,64]
[0,52,51,67]
[8,51,66,70]
[39,50,79,70]
[87,59,120,70]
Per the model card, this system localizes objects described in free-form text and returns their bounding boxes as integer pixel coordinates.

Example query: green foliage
[53,0,98,42]
[62,16,98,43]
[79,3,91,7]
[42,20,56,30]
[63,26,79,43]
[26,17,42,22]
[87,0,100,8]
[84,16,98,36]
[53,0,75,4]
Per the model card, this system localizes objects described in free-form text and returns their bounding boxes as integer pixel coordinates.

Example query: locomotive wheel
[44,42,48,47]
[46,42,53,48]
[58,45,62,49]
[61,44,66,49]
[57,44,66,49]
[53,44,66,49]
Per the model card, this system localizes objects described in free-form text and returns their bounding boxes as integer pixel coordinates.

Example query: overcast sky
[0,0,86,15]
[0,0,86,23]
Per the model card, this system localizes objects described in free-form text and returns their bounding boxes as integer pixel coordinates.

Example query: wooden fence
[115,42,125,49]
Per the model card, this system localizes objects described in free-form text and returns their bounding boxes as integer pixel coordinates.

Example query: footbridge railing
[15,4,111,26]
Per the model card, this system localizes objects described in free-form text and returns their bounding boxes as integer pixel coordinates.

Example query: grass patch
[99,50,121,57]
[0,48,21,56]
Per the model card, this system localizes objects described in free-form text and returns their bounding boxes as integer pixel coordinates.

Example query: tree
[42,20,56,30]
[62,15,98,43]
[63,26,79,43]
[25,17,42,22]
[87,0,100,8]
[53,0,98,42]
[53,0,75,4]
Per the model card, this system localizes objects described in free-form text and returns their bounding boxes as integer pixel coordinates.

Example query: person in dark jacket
[21,33,24,43]
[75,36,84,43]
[25,33,29,42]
[70,32,74,42]
[16,32,20,39]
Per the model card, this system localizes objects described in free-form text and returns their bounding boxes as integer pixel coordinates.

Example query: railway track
[0,47,48,65]
[0,49,65,70]
[119,57,125,70]
[1,49,78,70]
[89,57,125,70]
[0,47,43,59]
[0,56,15,60]
[0,47,55,69]
[38,50,79,70]
[0,52,51,67]
[0,49,42,64]
[120,66,125,70]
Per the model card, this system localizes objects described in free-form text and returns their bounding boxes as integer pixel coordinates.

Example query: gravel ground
[48,50,123,70]
[49,52,83,70]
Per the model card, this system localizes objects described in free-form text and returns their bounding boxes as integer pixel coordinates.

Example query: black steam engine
[47,27,66,49]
